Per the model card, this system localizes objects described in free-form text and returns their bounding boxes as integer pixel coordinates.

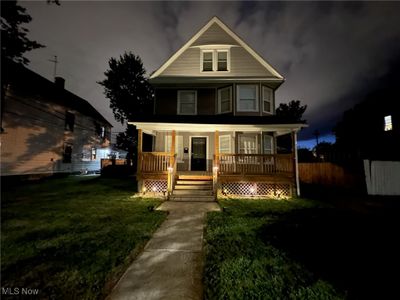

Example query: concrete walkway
[109,201,221,300]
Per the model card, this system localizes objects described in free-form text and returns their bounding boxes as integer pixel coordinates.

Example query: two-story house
[130,17,306,200]
[1,60,113,177]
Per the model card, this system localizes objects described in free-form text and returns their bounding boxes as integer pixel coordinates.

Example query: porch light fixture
[152,186,158,192]
[142,186,147,194]
[249,187,255,194]
[213,166,219,172]
[167,166,174,173]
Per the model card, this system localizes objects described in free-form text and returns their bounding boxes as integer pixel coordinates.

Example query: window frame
[384,115,393,131]
[236,84,259,112]
[237,132,260,154]
[262,86,273,114]
[177,90,197,115]
[200,49,230,73]
[217,86,232,114]
[262,134,274,154]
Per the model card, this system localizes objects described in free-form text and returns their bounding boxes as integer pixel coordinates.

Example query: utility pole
[49,55,58,79]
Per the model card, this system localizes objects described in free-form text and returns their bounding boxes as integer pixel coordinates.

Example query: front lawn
[204,198,341,299]
[1,176,167,299]
[204,198,400,299]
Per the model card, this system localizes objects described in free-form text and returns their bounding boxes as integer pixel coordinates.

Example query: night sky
[21,1,400,146]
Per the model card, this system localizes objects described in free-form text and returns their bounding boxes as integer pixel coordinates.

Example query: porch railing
[139,152,174,173]
[217,154,293,175]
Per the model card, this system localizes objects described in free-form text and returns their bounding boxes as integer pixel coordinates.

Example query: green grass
[204,198,342,300]
[1,176,167,299]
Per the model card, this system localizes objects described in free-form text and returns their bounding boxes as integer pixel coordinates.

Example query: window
[262,86,273,114]
[263,134,274,154]
[218,86,232,114]
[65,111,75,131]
[237,85,259,112]
[217,51,228,71]
[202,51,213,71]
[91,148,96,160]
[177,90,197,115]
[201,49,230,72]
[219,135,231,153]
[238,133,259,154]
[165,135,184,162]
[384,115,393,131]
[63,144,73,163]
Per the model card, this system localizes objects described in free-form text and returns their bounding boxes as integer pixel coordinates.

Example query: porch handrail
[139,152,174,173]
[218,154,293,175]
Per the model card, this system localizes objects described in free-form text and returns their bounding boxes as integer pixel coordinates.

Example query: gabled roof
[150,16,284,80]
[4,60,113,127]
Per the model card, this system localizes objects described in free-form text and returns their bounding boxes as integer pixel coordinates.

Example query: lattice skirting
[142,180,168,197]
[218,182,292,199]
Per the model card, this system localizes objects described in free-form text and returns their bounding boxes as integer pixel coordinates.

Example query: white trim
[150,17,284,80]
[177,90,197,115]
[189,135,209,171]
[236,84,259,112]
[262,86,273,114]
[217,86,232,114]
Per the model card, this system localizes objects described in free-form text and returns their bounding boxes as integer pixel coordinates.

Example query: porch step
[174,185,212,190]
[173,189,213,196]
[176,180,212,185]
[169,195,215,202]
[178,175,213,180]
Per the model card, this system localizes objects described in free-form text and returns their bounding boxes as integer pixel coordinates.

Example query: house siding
[192,23,239,46]
[1,88,111,176]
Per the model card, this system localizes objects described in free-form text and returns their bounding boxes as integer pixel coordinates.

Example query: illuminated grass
[1,176,167,299]
[204,198,342,300]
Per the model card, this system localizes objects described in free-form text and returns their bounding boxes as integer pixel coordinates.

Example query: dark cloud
[22,1,400,139]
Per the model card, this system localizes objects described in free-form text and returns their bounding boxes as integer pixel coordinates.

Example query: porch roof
[128,121,307,136]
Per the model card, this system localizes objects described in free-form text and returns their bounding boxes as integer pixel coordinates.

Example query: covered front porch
[131,122,305,199]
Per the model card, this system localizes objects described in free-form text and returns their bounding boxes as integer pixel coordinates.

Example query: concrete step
[169,195,215,202]
[173,189,213,196]
[178,175,213,180]
[176,180,212,185]
[174,185,212,190]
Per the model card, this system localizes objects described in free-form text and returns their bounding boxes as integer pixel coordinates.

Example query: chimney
[55,76,65,89]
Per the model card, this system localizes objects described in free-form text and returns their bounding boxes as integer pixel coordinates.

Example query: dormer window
[202,51,213,71]
[201,49,230,72]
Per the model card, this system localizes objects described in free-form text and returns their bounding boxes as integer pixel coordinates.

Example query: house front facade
[130,17,306,199]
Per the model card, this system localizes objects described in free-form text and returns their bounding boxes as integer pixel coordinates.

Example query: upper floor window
[202,51,213,71]
[384,115,392,131]
[262,86,273,114]
[65,111,75,132]
[201,49,230,72]
[237,85,259,112]
[177,90,197,115]
[218,86,232,114]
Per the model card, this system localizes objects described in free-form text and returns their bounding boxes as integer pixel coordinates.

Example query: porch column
[291,130,300,197]
[214,130,219,168]
[137,129,143,176]
[170,130,176,167]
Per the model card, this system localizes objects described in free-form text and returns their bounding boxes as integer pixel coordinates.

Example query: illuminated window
[238,133,259,154]
[384,115,392,131]
[201,49,230,72]
[219,135,231,153]
[91,148,96,160]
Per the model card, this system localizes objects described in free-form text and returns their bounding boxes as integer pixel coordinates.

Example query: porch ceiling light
[167,167,174,173]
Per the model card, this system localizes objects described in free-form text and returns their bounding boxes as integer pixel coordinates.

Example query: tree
[116,125,136,166]
[276,100,307,122]
[1,0,44,65]
[98,52,154,124]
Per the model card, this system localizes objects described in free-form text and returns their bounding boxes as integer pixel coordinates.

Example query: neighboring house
[129,17,306,199]
[1,61,112,177]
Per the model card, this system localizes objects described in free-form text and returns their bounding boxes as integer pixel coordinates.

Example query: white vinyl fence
[364,160,400,196]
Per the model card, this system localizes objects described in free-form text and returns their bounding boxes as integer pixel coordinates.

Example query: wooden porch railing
[217,154,293,175]
[139,152,174,173]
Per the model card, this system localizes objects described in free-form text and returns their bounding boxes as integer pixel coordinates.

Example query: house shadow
[259,207,400,299]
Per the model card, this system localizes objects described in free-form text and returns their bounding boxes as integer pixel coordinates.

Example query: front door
[191,137,207,171]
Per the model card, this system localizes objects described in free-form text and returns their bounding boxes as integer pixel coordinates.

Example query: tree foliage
[276,100,307,122]
[1,0,44,65]
[98,52,154,124]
